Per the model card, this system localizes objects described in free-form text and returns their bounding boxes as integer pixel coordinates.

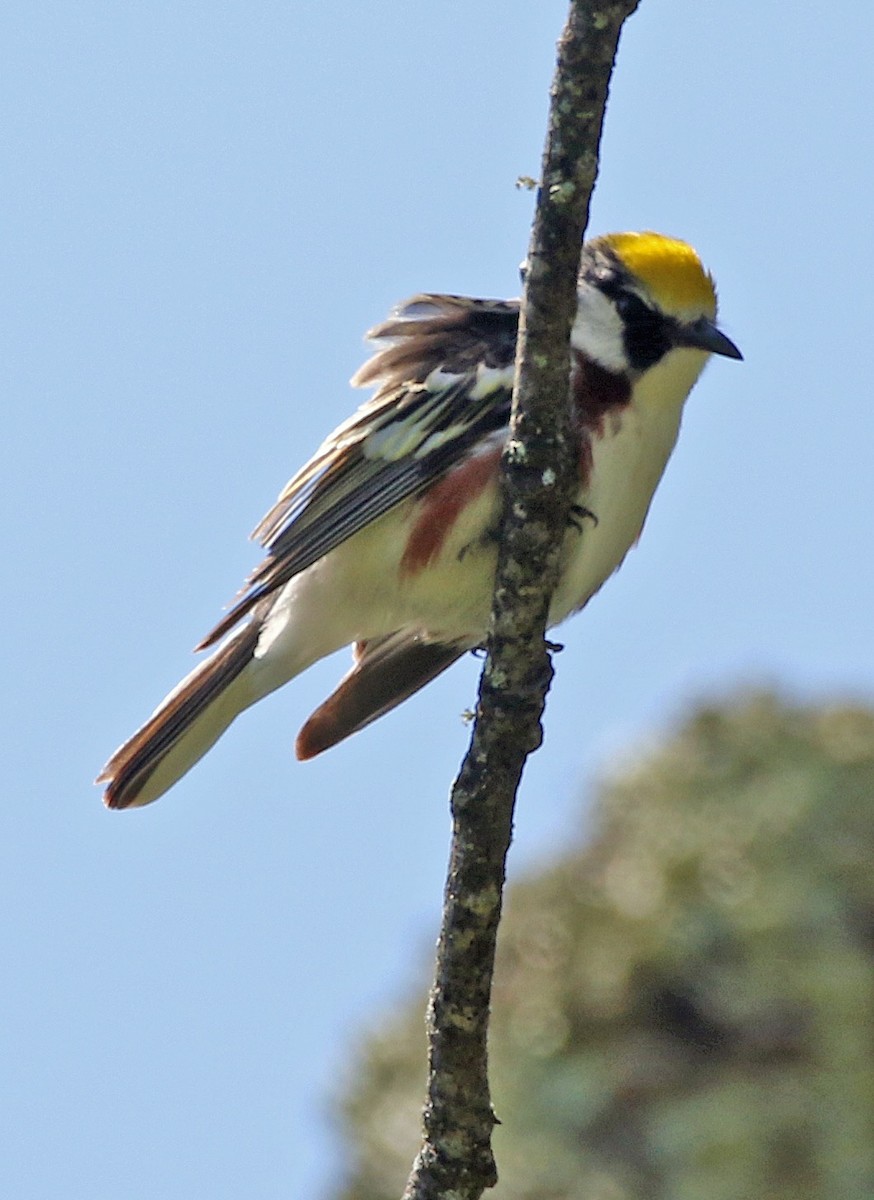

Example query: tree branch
[402,3,640,1199]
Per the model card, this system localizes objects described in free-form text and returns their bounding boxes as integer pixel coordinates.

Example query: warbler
[98,231,741,809]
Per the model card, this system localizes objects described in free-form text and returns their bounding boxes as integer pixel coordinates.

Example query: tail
[295,631,468,760]
[97,623,262,810]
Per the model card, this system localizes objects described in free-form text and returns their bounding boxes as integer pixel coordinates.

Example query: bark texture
[402,4,641,1199]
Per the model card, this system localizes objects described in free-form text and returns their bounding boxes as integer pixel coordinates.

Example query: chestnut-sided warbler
[98,231,741,808]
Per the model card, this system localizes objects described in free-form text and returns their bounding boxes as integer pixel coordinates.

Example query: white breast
[252,347,710,689]
[549,347,708,625]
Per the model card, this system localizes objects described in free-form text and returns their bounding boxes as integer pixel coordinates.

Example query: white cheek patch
[571,284,628,372]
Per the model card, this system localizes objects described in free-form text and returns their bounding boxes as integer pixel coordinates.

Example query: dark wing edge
[196,295,520,651]
[98,619,261,809]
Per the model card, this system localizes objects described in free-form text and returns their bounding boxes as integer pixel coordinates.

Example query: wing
[198,294,519,650]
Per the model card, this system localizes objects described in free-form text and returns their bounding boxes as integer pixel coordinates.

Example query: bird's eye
[614,290,652,323]
[614,290,671,370]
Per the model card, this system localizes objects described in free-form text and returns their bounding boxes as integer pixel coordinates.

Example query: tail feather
[97,623,261,810]
[295,631,468,761]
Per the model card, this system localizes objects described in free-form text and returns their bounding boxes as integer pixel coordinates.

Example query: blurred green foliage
[330,693,874,1200]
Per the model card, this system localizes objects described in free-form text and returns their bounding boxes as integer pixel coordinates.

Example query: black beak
[677,316,743,360]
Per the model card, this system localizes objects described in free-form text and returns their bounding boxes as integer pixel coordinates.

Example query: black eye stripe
[613,288,672,371]
[614,290,651,322]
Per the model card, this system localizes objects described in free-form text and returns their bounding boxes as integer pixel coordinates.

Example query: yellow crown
[604,231,717,318]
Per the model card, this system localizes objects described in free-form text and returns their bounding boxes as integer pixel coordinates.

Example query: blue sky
[3,2,873,1197]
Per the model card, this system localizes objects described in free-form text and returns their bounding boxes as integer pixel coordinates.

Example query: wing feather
[197,295,519,650]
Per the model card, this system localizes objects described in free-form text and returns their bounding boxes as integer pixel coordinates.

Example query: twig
[402,3,640,1199]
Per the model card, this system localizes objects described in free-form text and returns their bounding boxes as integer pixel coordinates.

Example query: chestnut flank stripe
[400,447,502,576]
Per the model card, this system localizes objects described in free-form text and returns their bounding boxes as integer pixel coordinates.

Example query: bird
[97,231,742,809]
